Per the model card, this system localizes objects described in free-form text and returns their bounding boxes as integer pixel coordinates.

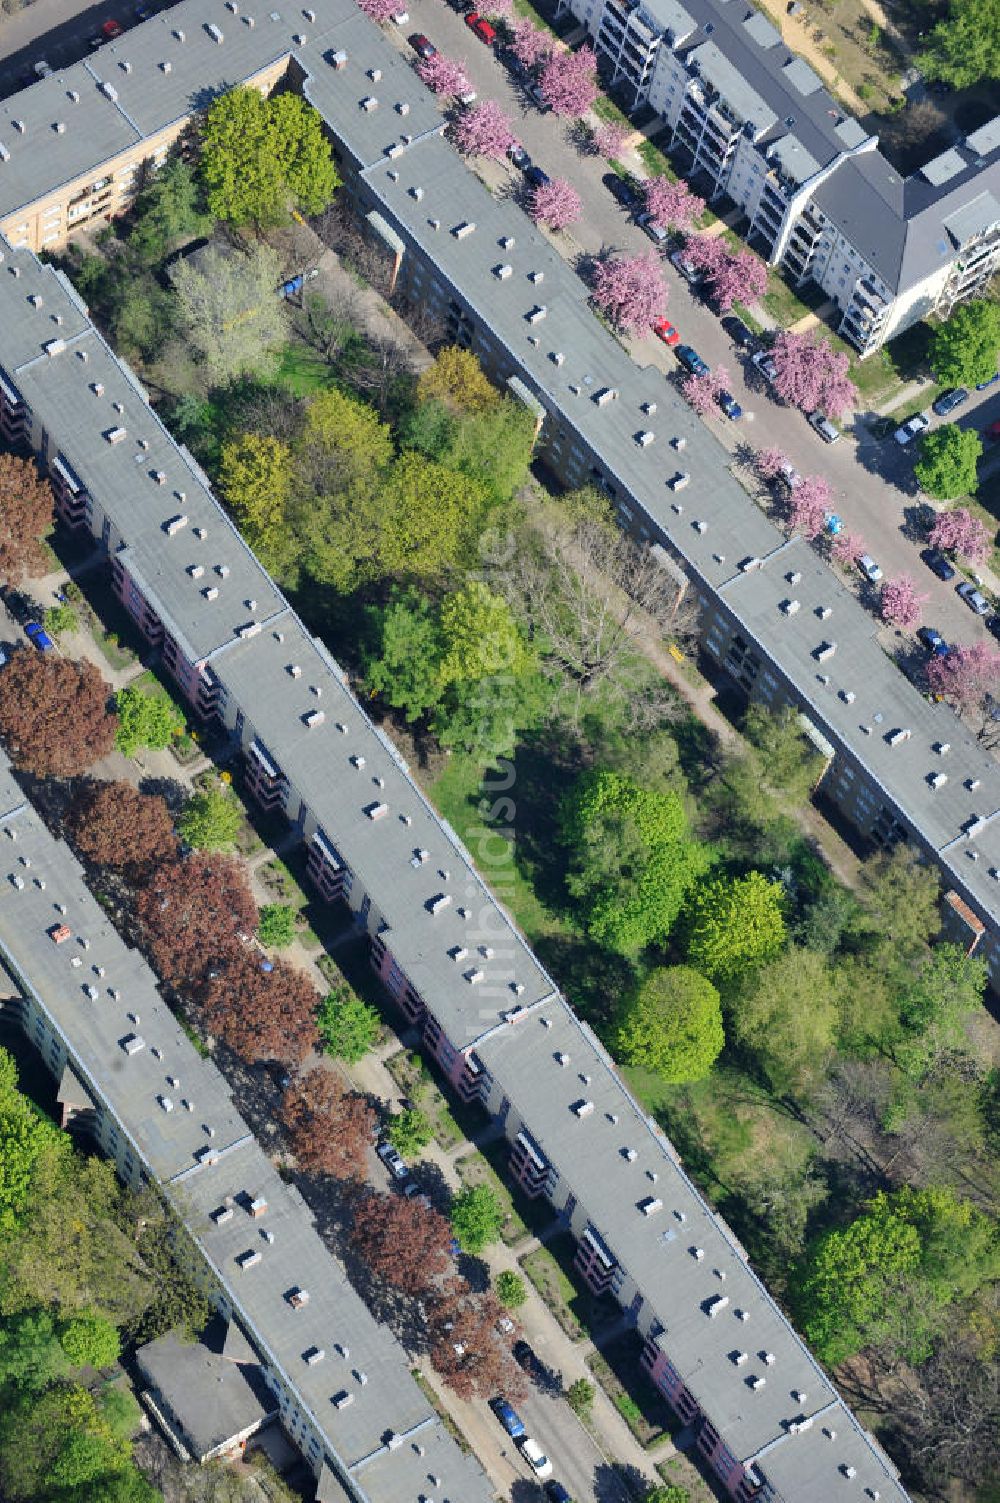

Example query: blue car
[524,165,550,189]
[675,344,709,377]
[917,626,949,657]
[24,620,54,652]
[489,1397,525,1439]
[717,390,743,421]
[921,547,956,582]
[975,371,1000,391]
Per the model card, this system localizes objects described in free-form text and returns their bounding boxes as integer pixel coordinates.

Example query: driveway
[387,2,997,649]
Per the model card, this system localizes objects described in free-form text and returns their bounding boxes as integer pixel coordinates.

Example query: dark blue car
[717,390,743,420]
[488,1397,525,1438]
[524,165,551,189]
[24,620,54,652]
[675,344,709,377]
[921,547,956,582]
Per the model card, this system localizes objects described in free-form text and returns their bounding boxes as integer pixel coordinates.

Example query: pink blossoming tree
[451,99,516,160]
[510,18,553,70]
[478,0,513,16]
[417,53,472,95]
[755,446,789,482]
[540,45,598,117]
[683,366,728,415]
[928,643,1000,743]
[683,236,766,312]
[927,506,992,565]
[770,331,859,419]
[591,121,630,159]
[880,574,927,629]
[831,530,865,565]
[591,253,668,336]
[644,176,705,234]
[529,176,583,231]
[787,474,831,538]
[356,0,402,22]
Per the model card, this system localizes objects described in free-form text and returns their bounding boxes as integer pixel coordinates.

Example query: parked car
[101,17,124,38]
[376,1140,410,1181]
[669,248,700,284]
[408,33,437,59]
[602,171,643,212]
[24,620,54,652]
[513,1339,560,1391]
[721,314,757,350]
[545,1485,573,1503]
[675,344,709,377]
[751,348,777,384]
[526,80,551,113]
[507,143,531,171]
[33,60,54,77]
[456,86,477,104]
[524,165,551,189]
[717,390,743,421]
[636,212,668,245]
[916,626,949,656]
[931,386,968,416]
[857,555,883,583]
[488,1398,525,1439]
[88,33,107,49]
[921,547,956,581]
[465,12,497,44]
[957,580,990,615]
[975,371,999,391]
[652,317,679,347]
[894,411,930,445]
[807,411,841,444]
[518,1438,553,1481]
[984,419,1000,442]
[134,4,155,19]
[779,459,802,490]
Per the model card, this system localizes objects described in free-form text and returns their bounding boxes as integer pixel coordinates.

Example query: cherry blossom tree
[927,506,992,565]
[417,53,471,96]
[832,530,865,565]
[683,233,728,280]
[682,236,765,312]
[786,474,831,538]
[450,99,516,159]
[683,365,730,416]
[880,574,927,630]
[644,176,704,234]
[356,0,403,22]
[478,0,513,16]
[529,176,582,230]
[591,252,667,336]
[509,18,553,70]
[591,121,630,159]
[755,446,789,482]
[770,331,859,419]
[927,642,1000,744]
[539,45,598,117]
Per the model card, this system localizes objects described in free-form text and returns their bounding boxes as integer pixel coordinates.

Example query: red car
[653,317,680,347]
[984,419,1000,442]
[465,12,497,43]
[101,17,124,38]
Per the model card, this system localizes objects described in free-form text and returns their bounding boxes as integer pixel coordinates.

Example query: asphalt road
[389,0,997,650]
[507,1367,634,1503]
[0,0,171,97]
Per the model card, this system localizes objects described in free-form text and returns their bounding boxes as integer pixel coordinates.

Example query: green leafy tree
[495,1270,527,1309]
[416,347,499,415]
[794,1185,1000,1367]
[176,787,243,850]
[566,1377,595,1417]
[742,705,824,807]
[433,400,537,504]
[200,87,339,227]
[893,943,988,1078]
[363,591,444,722]
[684,872,786,984]
[387,1109,433,1159]
[42,604,77,639]
[561,771,711,955]
[0,1382,128,1501]
[218,434,292,556]
[914,425,983,499]
[919,0,1000,89]
[315,985,381,1063]
[855,845,941,961]
[257,904,298,949]
[374,453,491,581]
[729,947,838,1095]
[614,966,724,1084]
[114,683,184,757]
[0,1311,69,1396]
[0,1049,55,1233]
[451,1184,505,1254]
[437,582,531,686]
[431,667,553,762]
[645,1487,689,1503]
[170,243,287,385]
[929,299,1000,387]
[128,157,211,265]
[58,1312,121,1371]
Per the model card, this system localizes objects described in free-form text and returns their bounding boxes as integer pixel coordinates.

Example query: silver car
[893,411,930,446]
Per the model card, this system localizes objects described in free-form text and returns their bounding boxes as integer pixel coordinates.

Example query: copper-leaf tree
[135,853,258,992]
[0,650,118,777]
[280,1068,376,1181]
[350,1190,454,1296]
[0,452,53,584]
[65,778,178,875]
[200,951,319,1065]
[427,1279,526,1401]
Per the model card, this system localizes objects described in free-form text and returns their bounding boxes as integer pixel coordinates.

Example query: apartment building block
[558,0,1000,353]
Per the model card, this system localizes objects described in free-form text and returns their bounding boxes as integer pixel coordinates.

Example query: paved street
[0,0,164,97]
[388,0,997,650]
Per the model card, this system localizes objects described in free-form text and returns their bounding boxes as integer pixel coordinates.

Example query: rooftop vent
[499,234,515,249]
[813,641,836,662]
[360,96,378,111]
[328,48,347,67]
[103,425,126,444]
[593,386,617,406]
[304,1347,325,1365]
[55,120,67,132]
[452,221,475,239]
[705,1294,730,1318]
[638,1196,663,1216]
[303,708,326,729]
[622,1146,637,1161]
[43,338,65,357]
[215,563,229,578]
[288,1288,309,1309]
[236,1249,261,1270]
[398,102,411,117]
[571,1099,594,1118]
[427,892,452,915]
[160,60,172,72]
[211,1205,234,1224]
[494,263,513,280]
[780,598,800,615]
[202,586,219,601]
[669,472,690,491]
[121,1034,145,1055]
[635,430,655,447]
[364,801,389,821]
[739,556,761,572]
[816,604,832,620]
[368,67,381,81]
[934,741,950,755]
[163,513,188,535]
[332,1391,354,1409]
[101,82,119,101]
[464,967,485,984]
[526,304,546,323]
[928,772,948,790]
[748,1374,766,1390]
[885,728,911,746]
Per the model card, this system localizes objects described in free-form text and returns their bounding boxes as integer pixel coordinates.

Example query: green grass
[454,1150,529,1248]
[761,269,822,329]
[594,94,633,132]
[385,1049,466,1152]
[637,138,676,181]
[520,1244,586,1342]
[511,0,559,36]
[276,342,337,396]
[731,300,764,334]
[587,1338,675,1449]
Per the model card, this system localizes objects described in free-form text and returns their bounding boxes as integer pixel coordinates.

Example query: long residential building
[0,2,996,1500]
[557,0,1000,354]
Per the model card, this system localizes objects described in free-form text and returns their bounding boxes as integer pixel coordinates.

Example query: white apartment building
[559,0,1000,354]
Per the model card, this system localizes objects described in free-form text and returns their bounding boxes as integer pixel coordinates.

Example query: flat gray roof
[136,1327,278,1458]
[0,751,491,1503]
